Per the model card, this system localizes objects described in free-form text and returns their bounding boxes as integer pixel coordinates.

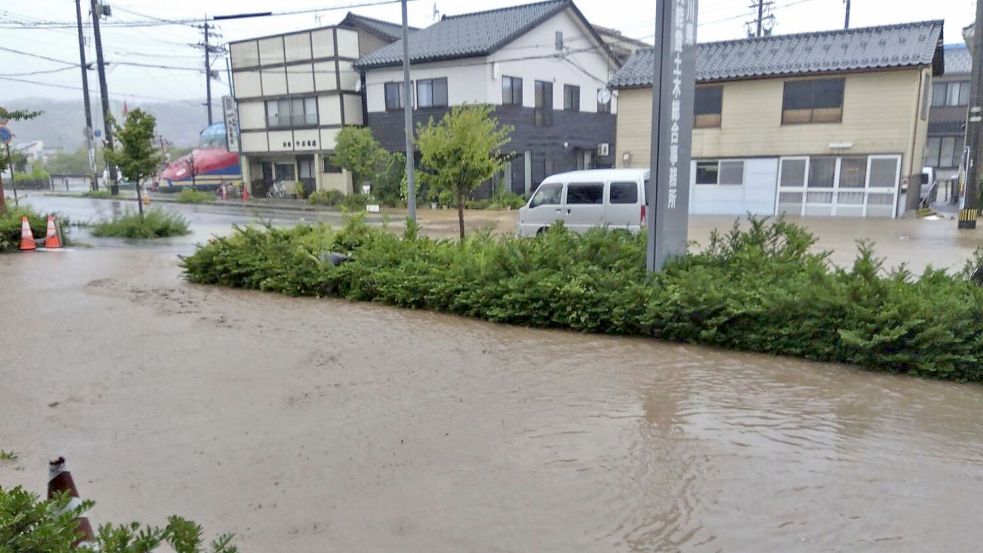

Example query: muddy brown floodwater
[2,248,983,552]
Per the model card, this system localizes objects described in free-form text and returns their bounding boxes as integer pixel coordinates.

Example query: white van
[517,169,649,237]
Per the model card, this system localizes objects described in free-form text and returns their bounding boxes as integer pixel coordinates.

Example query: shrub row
[91,208,191,239]
[181,216,983,382]
[175,188,215,204]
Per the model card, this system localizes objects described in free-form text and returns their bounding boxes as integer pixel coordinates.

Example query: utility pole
[89,0,118,194]
[962,2,983,230]
[204,17,213,125]
[844,0,851,29]
[74,0,98,191]
[400,0,416,222]
[748,0,775,38]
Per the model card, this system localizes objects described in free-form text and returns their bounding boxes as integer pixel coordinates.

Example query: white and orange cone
[48,457,96,547]
[19,216,36,251]
[44,215,63,249]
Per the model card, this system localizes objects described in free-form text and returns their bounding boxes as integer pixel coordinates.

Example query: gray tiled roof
[340,12,417,42]
[355,0,570,69]
[610,20,945,88]
[943,44,972,74]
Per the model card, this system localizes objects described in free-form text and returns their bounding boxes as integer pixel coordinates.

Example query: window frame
[781,78,845,125]
[563,84,580,112]
[535,80,554,127]
[384,82,402,111]
[694,160,744,186]
[502,76,523,106]
[609,181,639,204]
[694,85,723,128]
[529,182,562,208]
[265,96,318,128]
[565,182,604,205]
[416,77,448,108]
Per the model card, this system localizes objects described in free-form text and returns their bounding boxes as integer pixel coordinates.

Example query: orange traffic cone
[47,457,96,547]
[19,216,36,251]
[44,215,63,249]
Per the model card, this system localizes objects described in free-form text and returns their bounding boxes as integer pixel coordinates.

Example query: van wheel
[536,227,546,236]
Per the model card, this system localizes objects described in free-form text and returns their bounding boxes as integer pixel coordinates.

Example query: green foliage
[0,486,236,553]
[0,450,16,461]
[0,205,48,253]
[182,216,983,382]
[82,190,113,199]
[332,127,389,191]
[91,208,190,239]
[308,189,345,206]
[43,147,106,175]
[465,191,526,210]
[291,181,306,199]
[12,165,50,184]
[340,193,370,212]
[103,109,162,198]
[416,104,513,238]
[175,188,215,204]
[0,107,42,176]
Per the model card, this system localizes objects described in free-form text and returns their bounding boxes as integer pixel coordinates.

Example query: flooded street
[2,241,982,552]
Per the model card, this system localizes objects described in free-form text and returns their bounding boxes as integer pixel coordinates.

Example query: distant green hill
[3,97,219,151]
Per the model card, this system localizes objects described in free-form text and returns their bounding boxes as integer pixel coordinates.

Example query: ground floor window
[695,159,744,185]
[777,154,900,218]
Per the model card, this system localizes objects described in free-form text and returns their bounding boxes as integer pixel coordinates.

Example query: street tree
[0,106,42,212]
[333,126,390,193]
[104,109,162,216]
[416,104,513,240]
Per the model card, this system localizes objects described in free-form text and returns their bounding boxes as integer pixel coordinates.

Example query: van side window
[609,182,638,204]
[567,183,604,204]
[529,183,563,208]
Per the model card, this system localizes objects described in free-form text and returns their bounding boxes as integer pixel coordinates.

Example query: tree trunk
[0,173,6,212]
[136,181,144,218]
[456,186,465,241]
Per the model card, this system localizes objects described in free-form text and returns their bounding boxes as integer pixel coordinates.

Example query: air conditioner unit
[597,143,610,156]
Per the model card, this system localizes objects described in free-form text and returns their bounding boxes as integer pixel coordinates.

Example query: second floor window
[502,76,523,105]
[782,78,845,124]
[384,82,405,111]
[694,85,723,128]
[932,81,970,107]
[417,78,448,108]
[535,80,553,127]
[563,84,580,112]
[265,97,317,128]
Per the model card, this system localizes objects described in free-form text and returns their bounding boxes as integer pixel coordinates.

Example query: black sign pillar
[648,0,699,272]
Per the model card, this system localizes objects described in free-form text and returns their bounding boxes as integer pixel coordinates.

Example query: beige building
[611,20,945,218]
[229,13,412,196]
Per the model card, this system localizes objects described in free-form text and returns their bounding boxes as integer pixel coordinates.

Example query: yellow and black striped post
[958,208,979,229]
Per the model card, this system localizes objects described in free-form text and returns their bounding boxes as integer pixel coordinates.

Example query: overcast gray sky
[0,0,975,107]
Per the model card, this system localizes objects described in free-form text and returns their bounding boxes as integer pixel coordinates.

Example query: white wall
[689,158,778,215]
[239,101,265,130]
[362,7,618,114]
[489,8,617,113]
[364,60,490,112]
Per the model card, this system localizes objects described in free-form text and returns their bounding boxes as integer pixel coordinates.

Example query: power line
[0,0,417,29]
[0,66,80,77]
[0,75,200,104]
[0,45,79,67]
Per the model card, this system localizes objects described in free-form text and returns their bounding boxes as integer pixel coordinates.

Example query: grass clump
[181,216,983,382]
[81,190,113,199]
[91,208,190,239]
[0,205,72,252]
[308,189,345,206]
[0,449,16,461]
[175,188,215,204]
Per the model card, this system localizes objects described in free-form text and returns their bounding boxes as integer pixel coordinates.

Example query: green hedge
[181,217,983,381]
[175,188,215,204]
